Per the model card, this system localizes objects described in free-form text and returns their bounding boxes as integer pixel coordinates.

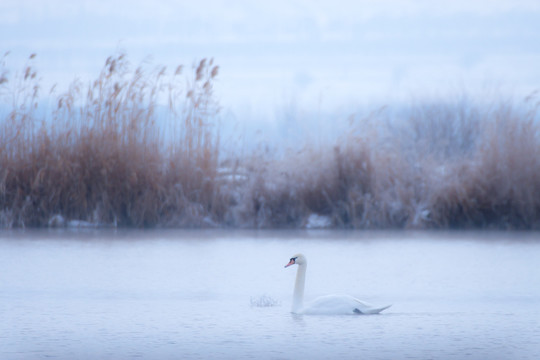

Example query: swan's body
[285,254,391,315]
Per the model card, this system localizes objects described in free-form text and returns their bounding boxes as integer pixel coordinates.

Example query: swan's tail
[354,304,392,315]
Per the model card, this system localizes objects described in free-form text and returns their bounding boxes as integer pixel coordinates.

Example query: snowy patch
[48,214,66,227]
[305,214,332,229]
[67,220,98,228]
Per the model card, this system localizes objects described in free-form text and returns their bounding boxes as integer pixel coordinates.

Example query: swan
[284,253,391,315]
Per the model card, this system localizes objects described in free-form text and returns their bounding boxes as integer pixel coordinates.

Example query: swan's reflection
[290,312,306,326]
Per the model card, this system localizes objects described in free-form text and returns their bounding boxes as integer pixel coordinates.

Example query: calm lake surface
[1,230,539,359]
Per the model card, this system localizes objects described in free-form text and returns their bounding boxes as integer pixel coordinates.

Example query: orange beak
[284,259,295,268]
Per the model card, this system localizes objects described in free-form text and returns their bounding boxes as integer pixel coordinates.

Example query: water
[1,230,539,359]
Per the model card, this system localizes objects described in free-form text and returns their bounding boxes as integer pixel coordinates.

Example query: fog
[1,2,540,229]
[2,0,539,116]
[1,3,539,358]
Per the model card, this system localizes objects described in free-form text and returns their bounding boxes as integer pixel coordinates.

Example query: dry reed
[1,52,539,229]
[233,96,540,230]
[0,52,223,227]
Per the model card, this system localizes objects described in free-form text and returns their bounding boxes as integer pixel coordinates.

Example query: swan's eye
[290,257,297,263]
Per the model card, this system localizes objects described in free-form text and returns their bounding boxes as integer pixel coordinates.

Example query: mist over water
[2,3,540,358]
[1,230,539,359]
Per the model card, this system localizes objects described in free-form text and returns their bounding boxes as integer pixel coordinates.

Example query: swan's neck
[292,263,306,313]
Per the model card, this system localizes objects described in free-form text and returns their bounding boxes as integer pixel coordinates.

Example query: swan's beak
[284,259,295,268]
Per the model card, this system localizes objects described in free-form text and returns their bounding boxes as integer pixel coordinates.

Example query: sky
[1,0,540,120]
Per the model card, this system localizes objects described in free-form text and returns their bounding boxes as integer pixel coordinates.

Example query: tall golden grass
[0,52,224,227]
[1,52,539,229]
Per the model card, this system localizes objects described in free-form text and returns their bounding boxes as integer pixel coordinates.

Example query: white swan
[285,253,391,315]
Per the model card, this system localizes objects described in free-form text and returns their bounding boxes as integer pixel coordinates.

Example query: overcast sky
[2,0,540,116]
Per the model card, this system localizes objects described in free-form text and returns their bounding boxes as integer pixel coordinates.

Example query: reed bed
[1,52,539,229]
[0,52,224,227]
[234,96,540,230]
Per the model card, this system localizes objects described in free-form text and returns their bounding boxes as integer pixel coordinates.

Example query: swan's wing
[303,294,391,315]
[302,295,357,314]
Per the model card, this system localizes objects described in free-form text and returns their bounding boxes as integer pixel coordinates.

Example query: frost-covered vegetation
[1,53,539,229]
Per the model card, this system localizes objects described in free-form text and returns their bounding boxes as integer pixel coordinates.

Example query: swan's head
[284,253,306,268]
